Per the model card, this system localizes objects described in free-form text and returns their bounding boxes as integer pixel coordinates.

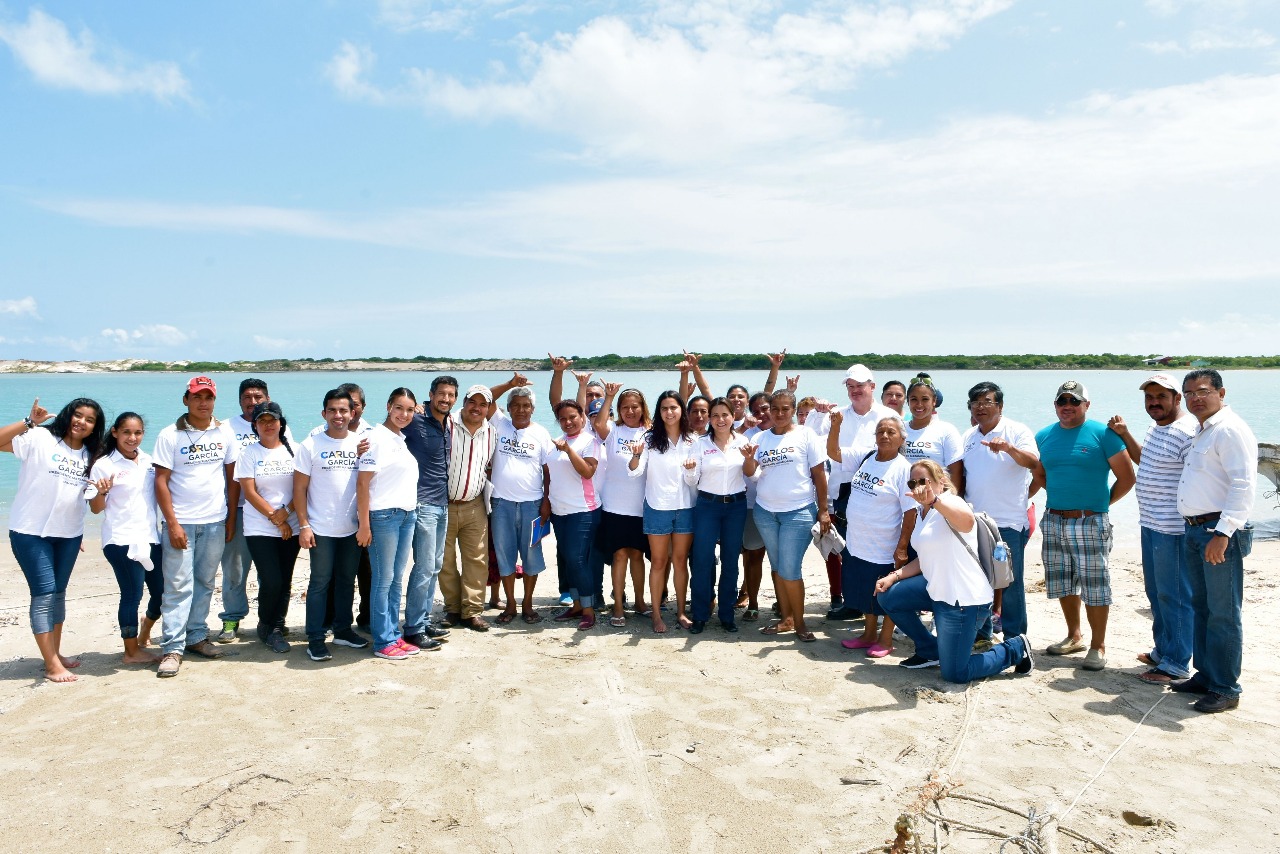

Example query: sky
[2,0,1279,361]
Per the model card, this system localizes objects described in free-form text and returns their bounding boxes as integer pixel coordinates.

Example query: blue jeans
[306,534,361,641]
[1141,526,1193,678]
[490,497,547,577]
[691,494,747,623]
[9,532,82,635]
[218,512,252,622]
[551,510,601,608]
[880,574,1027,684]
[753,503,816,582]
[159,521,226,654]
[368,508,416,649]
[997,526,1029,638]
[1184,522,1245,697]
[103,543,163,638]
[405,502,448,633]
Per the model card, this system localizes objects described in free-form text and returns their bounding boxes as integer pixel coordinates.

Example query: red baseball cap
[186,376,217,396]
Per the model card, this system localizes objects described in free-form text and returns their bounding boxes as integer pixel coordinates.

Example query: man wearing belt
[1174,369,1257,713]
[1108,373,1197,685]
[439,384,500,631]
[1032,380,1135,671]
[812,363,897,621]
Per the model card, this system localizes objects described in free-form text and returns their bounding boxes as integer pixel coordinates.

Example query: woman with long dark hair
[88,412,162,665]
[628,390,697,633]
[594,384,652,625]
[234,402,301,654]
[1,397,105,682]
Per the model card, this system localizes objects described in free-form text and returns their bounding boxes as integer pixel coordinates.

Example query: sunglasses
[907,478,931,489]
[1055,396,1082,407]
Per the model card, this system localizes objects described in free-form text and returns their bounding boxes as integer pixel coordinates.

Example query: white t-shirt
[910,502,991,607]
[89,450,159,546]
[293,431,362,538]
[229,414,296,507]
[234,443,301,537]
[546,432,601,516]
[601,423,648,516]
[686,433,750,496]
[841,453,914,564]
[308,419,373,439]
[813,402,899,492]
[152,420,238,526]
[8,428,90,538]
[903,419,963,467]
[743,425,763,508]
[960,418,1038,531]
[490,409,554,503]
[358,424,418,512]
[751,427,825,514]
[628,432,697,511]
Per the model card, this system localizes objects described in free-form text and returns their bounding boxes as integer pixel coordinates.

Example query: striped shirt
[448,419,497,502]
[1136,414,1197,535]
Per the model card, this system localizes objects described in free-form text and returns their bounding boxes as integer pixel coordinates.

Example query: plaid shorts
[1041,512,1113,607]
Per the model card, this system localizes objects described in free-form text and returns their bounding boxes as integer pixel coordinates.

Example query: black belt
[1184,512,1221,526]
[1047,509,1100,519]
[698,490,747,504]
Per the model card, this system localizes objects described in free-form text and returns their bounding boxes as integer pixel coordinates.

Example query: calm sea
[3,368,1277,547]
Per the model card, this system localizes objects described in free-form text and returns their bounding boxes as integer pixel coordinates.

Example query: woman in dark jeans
[545,400,602,630]
[233,402,301,653]
[685,398,749,633]
[88,412,163,665]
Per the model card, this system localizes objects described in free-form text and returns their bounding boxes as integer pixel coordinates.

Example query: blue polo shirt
[404,412,451,506]
[1035,419,1126,514]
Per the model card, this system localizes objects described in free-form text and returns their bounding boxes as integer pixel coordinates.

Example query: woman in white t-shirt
[902,374,964,490]
[628,391,697,633]
[544,400,601,630]
[685,397,750,634]
[357,387,421,661]
[827,411,915,657]
[234,402,301,654]
[875,460,1033,682]
[736,392,774,621]
[593,383,652,626]
[1,396,105,683]
[743,390,831,643]
[88,412,162,665]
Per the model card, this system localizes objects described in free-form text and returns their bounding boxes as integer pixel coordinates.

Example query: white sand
[1,537,1277,853]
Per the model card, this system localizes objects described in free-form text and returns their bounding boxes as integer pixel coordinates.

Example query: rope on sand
[1060,692,1168,821]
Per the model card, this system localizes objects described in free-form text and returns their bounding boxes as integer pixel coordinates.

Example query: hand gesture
[785,374,800,392]
[510,372,530,388]
[604,382,623,398]
[815,400,835,414]
[29,397,50,425]
[740,442,759,459]
[356,436,371,457]
[911,479,938,508]
[92,473,115,496]
[571,369,593,385]
[627,440,644,457]
[682,456,697,470]
[553,438,569,453]
[827,408,843,428]
[548,353,572,371]
[981,437,1011,456]
[1107,414,1128,436]
[742,413,758,429]
[414,402,426,415]
[682,350,701,368]
[767,350,787,368]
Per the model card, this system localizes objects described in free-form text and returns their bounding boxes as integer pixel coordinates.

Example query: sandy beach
[1,537,1277,853]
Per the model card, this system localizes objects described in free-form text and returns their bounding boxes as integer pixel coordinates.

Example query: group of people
[1,358,1257,712]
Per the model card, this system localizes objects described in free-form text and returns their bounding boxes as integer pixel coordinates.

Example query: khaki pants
[439,497,490,619]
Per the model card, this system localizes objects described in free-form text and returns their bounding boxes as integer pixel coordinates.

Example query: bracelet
[23,417,35,430]
[299,524,311,529]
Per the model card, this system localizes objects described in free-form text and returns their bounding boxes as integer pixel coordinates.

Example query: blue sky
[2,0,1278,361]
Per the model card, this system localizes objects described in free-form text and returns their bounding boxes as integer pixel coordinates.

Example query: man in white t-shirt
[812,364,897,620]
[153,376,239,677]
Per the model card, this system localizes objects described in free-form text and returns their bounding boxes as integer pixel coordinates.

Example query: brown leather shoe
[464,616,490,632]
[156,652,182,678]
[185,639,224,659]
[442,612,463,628]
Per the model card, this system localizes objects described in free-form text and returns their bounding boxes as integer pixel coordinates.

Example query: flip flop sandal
[760,623,791,635]
[609,615,627,627]
[742,608,759,622]
[797,631,817,643]
[522,612,543,624]
[496,612,516,625]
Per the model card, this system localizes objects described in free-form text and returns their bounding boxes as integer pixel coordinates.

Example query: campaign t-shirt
[294,431,361,537]
[751,427,825,514]
[813,402,899,492]
[8,428,90,538]
[842,453,915,564]
[902,419,963,467]
[229,414,296,507]
[358,424,418,512]
[152,420,238,525]
[960,418,1038,530]
[89,450,159,546]
[234,443,301,537]
[1035,420,1127,514]
[546,432,601,516]
[1137,414,1197,535]
[490,409,553,503]
[601,423,648,516]
[308,419,374,438]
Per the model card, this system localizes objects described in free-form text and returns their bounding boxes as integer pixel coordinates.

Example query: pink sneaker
[374,643,409,660]
[395,638,421,656]
[866,643,893,658]
[842,637,876,650]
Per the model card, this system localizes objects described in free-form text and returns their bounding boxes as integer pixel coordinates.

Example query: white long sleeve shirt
[1176,405,1257,537]
[628,433,697,511]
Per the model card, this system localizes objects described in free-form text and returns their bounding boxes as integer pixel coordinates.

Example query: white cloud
[375,0,539,33]
[253,335,313,352]
[0,9,190,100]
[100,324,191,348]
[1142,26,1275,53]
[0,296,39,317]
[325,41,386,103]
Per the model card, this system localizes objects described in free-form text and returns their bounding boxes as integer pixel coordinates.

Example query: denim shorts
[642,502,694,536]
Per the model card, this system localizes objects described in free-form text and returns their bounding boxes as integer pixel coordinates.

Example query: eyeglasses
[1055,396,1082,407]
[969,398,998,409]
[1182,388,1218,400]
[907,479,930,489]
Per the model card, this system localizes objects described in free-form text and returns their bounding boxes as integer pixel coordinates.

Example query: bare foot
[123,650,161,665]
[58,655,81,669]
[677,615,693,630]
[44,666,78,683]
[634,601,651,615]
[652,618,668,634]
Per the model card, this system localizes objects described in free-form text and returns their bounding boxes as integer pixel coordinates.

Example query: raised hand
[356,437,371,457]
[981,437,1012,456]
[682,350,701,367]
[553,438,570,453]
[814,400,835,414]
[510,372,530,387]
[1107,414,1128,436]
[785,374,800,392]
[92,474,115,496]
[827,409,843,428]
[604,382,623,397]
[740,442,759,459]
[548,353,572,371]
[911,479,938,507]
[627,440,644,457]
[571,369,593,385]
[30,397,50,425]
[767,350,787,368]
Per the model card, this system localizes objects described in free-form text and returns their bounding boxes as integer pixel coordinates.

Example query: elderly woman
[874,460,1033,681]
[827,412,915,657]
[546,400,602,630]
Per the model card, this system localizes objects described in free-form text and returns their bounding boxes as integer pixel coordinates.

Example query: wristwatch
[23,417,35,430]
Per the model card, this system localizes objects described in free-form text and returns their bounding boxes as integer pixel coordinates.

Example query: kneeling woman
[875,460,1032,682]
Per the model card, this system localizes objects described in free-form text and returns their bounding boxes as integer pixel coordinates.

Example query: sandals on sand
[522,611,543,624]
[609,614,627,627]
[496,611,516,625]
[742,608,759,622]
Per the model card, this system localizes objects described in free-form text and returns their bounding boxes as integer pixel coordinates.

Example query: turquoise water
[3,368,1278,545]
